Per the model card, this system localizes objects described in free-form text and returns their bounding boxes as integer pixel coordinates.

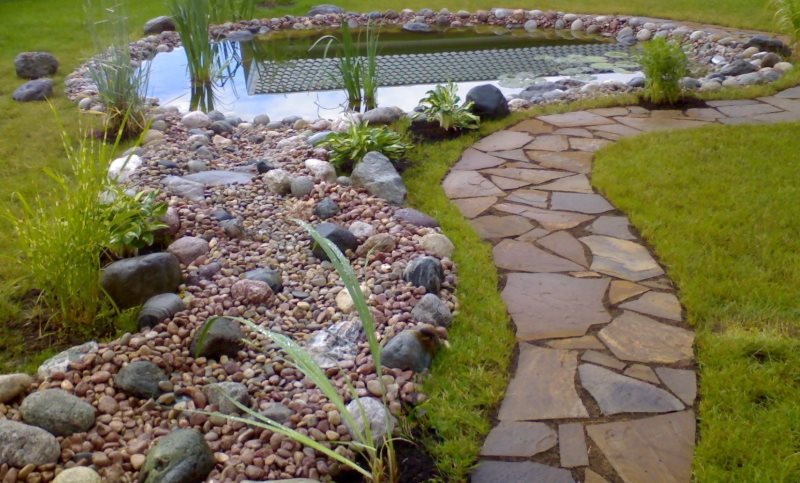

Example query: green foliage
[313,23,380,111]
[168,0,215,85]
[771,0,800,51]
[415,82,480,131]
[639,37,688,105]
[322,121,412,173]
[103,189,167,258]
[208,0,256,23]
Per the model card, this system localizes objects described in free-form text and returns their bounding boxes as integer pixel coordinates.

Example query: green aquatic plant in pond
[639,37,688,105]
[168,0,215,85]
[771,0,800,52]
[322,121,412,173]
[313,23,380,111]
[415,82,480,131]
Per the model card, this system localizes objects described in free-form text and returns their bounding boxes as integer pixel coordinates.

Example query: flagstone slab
[624,364,661,384]
[589,107,630,117]
[491,175,530,190]
[559,423,589,468]
[517,227,552,242]
[496,203,594,230]
[589,216,636,240]
[554,127,594,138]
[584,469,610,483]
[537,174,594,193]
[775,86,800,98]
[471,215,534,239]
[472,461,576,483]
[452,196,498,218]
[581,350,626,370]
[525,134,570,152]
[587,411,695,483]
[656,368,697,405]
[609,280,649,305]
[580,235,664,281]
[614,116,710,132]
[590,123,642,137]
[497,345,589,420]
[502,273,610,340]
[569,137,612,152]
[443,171,504,199]
[753,110,800,123]
[526,150,594,174]
[546,335,605,350]
[488,149,530,161]
[598,311,695,364]
[472,130,533,151]
[684,108,725,120]
[537,231,589,267]
[453,148,506,170]
[480,421,558,457]
[481,167,570,185]
[509,118,556,134]
[506,189,549,208]
[715,103,782,117]
[756,96,800,113]
[551,193,614,214]
[494,239,584,273]
[579,364,684,415]
[706,99,762,107]
[538,111,614,127]
[620,291,682,321]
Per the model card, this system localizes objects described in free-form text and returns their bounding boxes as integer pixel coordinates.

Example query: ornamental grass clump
[771,0,800,52]
[208,0,256,23]
[168,0,216,85]
[639,37,688,105]
[323,121,411,174]
[198,220,400,481]
[313,23,380,111]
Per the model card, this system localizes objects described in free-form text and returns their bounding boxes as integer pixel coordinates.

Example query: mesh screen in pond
[247,43,635,94]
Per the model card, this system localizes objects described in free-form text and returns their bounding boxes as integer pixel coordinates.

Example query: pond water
[145,26,641,121]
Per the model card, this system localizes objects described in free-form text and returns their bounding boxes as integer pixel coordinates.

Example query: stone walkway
[444,87,800,483]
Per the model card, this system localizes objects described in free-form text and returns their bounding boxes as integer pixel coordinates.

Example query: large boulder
[144,16,175,34]
[381,328,441,372]
[14,52,58,79]
[139,429,215,483]
[744,35,791,57]
[101,253,182,309]
[308,4,345,15]
[12,79,53,102]
[137,293,186,330]
[466,84,510,119]
[0,420,60,466]
[115,360,168,399]
[306,319,362,368]
[167,236,210,265]
[410,293,452,327]
[191,317,244,359]
[108,154,143,182]
[21,389,96,436]
[351,151,407,205]
[403,256,444,293]
[720,59,758,76]
[312,222,359,260]
[362,106,404,125]
[344,397,395,442]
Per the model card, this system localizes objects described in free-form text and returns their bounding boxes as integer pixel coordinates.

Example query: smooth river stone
[589,215,636,240]
[537,174,594,193]
[598,311,694,364]
[587,411,696,483]
[452,148,506,170]
[442,171,504,199]
[493,239,583,273]
[495,203,594,230]
[452,196,497,218]
[536,231,589,267]
[472,461,575,483]
[551,193,614,214]
[579,364,684,415]
[480,422,557,457]
[182,170,254,185]
[527,150,593,173]
[481,167,569,185]
[470,215,533,239]
[620,291,682,321]
[502,273,610,340]
[497,345,588,420]
[655,368,697,405]
[538,111,614,127]
[580,235,665,281]
[525,134,570,152]
[472,130,533,151]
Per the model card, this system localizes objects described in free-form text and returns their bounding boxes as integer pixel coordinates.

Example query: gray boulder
[144,16,175,35]
[761,52,782,69]
[344,397,395,442]
[466,84,510,119]
[243,268,283,293]
[351,151,407,205]
[306,319,362,368]
[314,197,340,219]
[308,4,345,15]
[0,420,60,466]
[139,429,214,483]
[264,168,292,195]
[191,317,244,359]
[101,253,182,309]
[167,236,210,265]
[115,360,168,399]
[12,79,53,102]
[37,341,98,379]
[21,389,96,436]
[395,208,439,227]
[403,21,433,32]
[411,294,452,327]
[362,106,404,125]
[290,175,314,197]
[162,175,205,201]
[182,170,255,186]
[403,256,444,293]
[220,218,245,238]
[137,293,186,330]
[381,330,434,372]
[312,222,359,260]
[720,59,758,76]
[0,373,33,403]
[14,52,58,79]
[744,35,791,57]
[203,382,251,415]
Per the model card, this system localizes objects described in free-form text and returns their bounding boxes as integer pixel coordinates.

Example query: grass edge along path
[593,124,800,482]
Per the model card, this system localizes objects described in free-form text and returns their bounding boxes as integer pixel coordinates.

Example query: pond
[145,26,641,121]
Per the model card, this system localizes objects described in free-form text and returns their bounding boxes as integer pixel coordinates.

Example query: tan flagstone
[580,235,665,281]
[551,192,614,214]
[569,137,612,152]
[554,127,594,137]
[718,116,761,125]
[516,227,552,242]
[593,131,622,141]
[471,215,534,239]
[487,149,530,162]
[452,148,506,170]
[614,116,710,132]
[538,111,614,127]
[753,110,800,123]
[571,271,603,278]
[587,411,695,483]
[525,134,570,152]
[502,273,610,341]
[649,109,686,119]
[497,345,589,420]
[526,150,594,174]
[588,107,630,116]
[620,291,682,321]
[584,469,610,483]
[598,311,694,364]
[579,364,684,415]
[609,280,649,305]
[472,461,576,483]
[756,96,800,112]
[684,108,725,120]
[581,350,626,370]
[656,367,697,405]
[589,216,636,240]
[443,171,504,199]
[590,123,642,137]
[491,175,530,190]
[559,423,589,468]
[775,86,800,98]
[715,103,783,117]
[494,239,584,273]
[706,99,763,107]
[481,167,570,185]
[480,421,557,457]
[509,118,555,134]
[624,364,661,384]
[546,335,605,350]
[472,130,533,151]
[537,231,589,267]
[452,196,498,219]
[641,278,673,290]
[537,174,594,193]
[506,189,549,208]
[496,203,594,230]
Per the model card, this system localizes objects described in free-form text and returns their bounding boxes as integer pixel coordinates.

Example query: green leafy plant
[322,121,412,173]
[103,189,168,258]
[313,23,380,111]
[415,82,480,131]
[208,0,256,23]
[197,220,401,481]
[771,0,800,52]
[639,37,688,105]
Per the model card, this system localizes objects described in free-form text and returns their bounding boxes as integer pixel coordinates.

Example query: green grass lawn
[593,124,800,482]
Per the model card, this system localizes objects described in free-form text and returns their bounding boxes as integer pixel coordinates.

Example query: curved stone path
[443,86,800,483]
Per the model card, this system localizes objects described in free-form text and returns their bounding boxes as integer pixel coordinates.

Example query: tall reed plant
[314,23,381,111]
[771,0,800,52]
[209,0,257,23]
[168,0,215,85]
[639,37,688,105]
[197,220,400,481]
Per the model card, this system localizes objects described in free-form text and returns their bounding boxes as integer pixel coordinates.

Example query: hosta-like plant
[323,121,411,173]
[415,82,480,131]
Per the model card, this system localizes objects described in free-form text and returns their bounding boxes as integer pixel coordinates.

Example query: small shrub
[639,37,688,105]
[771,0,800,50]
[323,121,411,173]
[415,82,480,132]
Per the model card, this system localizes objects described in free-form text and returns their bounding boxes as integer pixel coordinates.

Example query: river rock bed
[0,108,458,482]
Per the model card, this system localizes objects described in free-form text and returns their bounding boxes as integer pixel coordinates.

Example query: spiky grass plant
[208,0,257,23]
[313,23,380,111]
[639,37,688,105]
[197,220,400,481]
[168,0,215,85]
[771,0,800,52]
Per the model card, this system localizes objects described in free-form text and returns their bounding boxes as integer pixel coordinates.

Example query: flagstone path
[447,87,800,483]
